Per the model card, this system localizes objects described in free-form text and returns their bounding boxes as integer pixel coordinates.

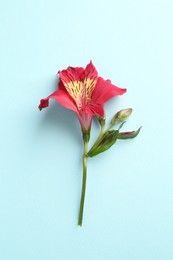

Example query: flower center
[63,78,97,110]
[63,80,84,109]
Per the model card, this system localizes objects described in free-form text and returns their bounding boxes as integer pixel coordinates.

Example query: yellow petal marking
[84,78,97,102]
[63,81,84,109]
[63,78,97,109]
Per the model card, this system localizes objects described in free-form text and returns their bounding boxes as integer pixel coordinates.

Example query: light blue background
[0,0,173,259]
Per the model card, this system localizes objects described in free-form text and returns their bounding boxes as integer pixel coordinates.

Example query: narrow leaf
[118,121,126,130]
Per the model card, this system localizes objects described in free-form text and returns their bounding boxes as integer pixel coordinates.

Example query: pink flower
[38,61,126,133]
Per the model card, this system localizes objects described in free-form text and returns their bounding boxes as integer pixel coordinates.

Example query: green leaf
[118,126,142,140]
[87,130,119,157]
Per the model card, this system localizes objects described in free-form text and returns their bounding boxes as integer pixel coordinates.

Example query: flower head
[38,61,126,134]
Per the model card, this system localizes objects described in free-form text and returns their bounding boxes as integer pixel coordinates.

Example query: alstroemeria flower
[38,61,126,134]
[38,61,141,226]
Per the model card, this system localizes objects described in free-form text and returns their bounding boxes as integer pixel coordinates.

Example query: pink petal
[91,77,127,105]
[58,79,66,91]
[58,66,84,85]
[84,60,98,81]
[85,104,105,117]
[38,90,78,112]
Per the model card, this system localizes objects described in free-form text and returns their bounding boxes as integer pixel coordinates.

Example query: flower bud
[111,108,133,126]
[118,126,142,140]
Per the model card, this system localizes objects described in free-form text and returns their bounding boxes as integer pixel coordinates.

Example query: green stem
[87,124,105,156]
[91,124,105,149]
[96,124,105,143]
[78,141,88,226]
